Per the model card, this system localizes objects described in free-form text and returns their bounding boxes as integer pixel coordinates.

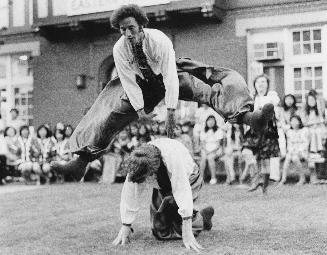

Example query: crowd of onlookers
[1,84,327,186]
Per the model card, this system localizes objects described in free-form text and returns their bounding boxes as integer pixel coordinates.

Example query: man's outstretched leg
[51,78,138,178]
[177,58,274,132]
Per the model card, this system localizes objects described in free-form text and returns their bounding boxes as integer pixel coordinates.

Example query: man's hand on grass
[182,219,204,253]
[112,225,133,246]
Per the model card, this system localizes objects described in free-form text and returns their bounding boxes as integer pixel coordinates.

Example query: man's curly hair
[123,144,161,183]
[110,4,149,30]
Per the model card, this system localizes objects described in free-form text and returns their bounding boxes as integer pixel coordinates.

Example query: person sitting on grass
[113,138,214,252]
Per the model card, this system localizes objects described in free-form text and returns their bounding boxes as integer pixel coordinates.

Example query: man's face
[119,17,143,45]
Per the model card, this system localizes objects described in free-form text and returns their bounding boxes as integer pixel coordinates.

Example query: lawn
[1,183,327,255]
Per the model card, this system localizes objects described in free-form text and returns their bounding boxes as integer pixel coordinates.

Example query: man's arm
[158,34,179,138]
[113,175,146,246]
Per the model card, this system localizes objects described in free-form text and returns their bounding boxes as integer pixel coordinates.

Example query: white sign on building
[67,0,179,16]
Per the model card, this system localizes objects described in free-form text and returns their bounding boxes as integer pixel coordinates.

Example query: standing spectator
[17,126,42,185]
[280,115,310,185]
[36,125,56,184]
[199,115,224,184]
[300,90,326,184]
[247,74,280,193]
[158,121,167,138]
[4,127,21,180]
[7,108,25,134]
[223,124,244,185]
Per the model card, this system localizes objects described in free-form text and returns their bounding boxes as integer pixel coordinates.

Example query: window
[11,54,32,79]
[293,29,322,55]
[37,0,48,18]
[13,0,25,27]
[0,0,9,29]
[293,66,323,103]
[14,88,33,125]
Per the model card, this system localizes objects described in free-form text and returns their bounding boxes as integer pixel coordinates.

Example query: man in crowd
[113,138,214,252]
[51,4,274,178]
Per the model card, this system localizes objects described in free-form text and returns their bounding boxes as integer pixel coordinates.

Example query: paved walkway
[0,184,42,195]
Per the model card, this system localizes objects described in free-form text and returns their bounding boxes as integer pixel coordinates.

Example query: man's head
[10,108,19,120]
[110,4,149,44]
[124,144,161,184]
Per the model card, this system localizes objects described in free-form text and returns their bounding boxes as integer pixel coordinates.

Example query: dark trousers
[150,168,204,240]
[69,58,253,160]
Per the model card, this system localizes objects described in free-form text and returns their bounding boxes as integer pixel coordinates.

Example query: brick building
[0,0,327,128]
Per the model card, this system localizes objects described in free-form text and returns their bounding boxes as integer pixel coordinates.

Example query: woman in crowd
[224,124,244,185]
[280,94,299,131]
[300,90,326,184]
[54,128,72,182]
[17,126,42,185]
[199,115,224,184]
[180,121,194,156]
[150,121,160,140]
[4,126,21,180]
[157,121,167,138]
[36,125,56,184]
[247,74,280,193]
[138,123,151,144]
[280,115,310,185]
[128,123,139,149]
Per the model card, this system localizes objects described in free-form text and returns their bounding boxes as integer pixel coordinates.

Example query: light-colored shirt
[286,128,310,155]
[113,28,179,112]
[120,138,196,224]
[200,128,224,153]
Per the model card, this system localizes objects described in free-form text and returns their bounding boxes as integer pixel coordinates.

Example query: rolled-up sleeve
[113,44,144,111]
[120,174,146,224]
[159,37,179,110]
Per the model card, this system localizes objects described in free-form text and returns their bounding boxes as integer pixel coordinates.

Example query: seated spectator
[178,122,194,156]
[4,126,21,180]
[36,125,56,184]
[138,123,151,144]
[280,94,299,132]
[17,126,42,185]
[199,115,224,184]
[157,121,167,138]
[53,128,71,183]
[300,90,326,183]
[150,121,160,140]
[239,147,258,188]
[223,124,244,185]
[280,115,310,185]
[129,123,139,149]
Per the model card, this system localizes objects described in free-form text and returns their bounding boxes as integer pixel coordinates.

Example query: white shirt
[120,138,196,224]
[200,129,224,153]
[113,28,179,111]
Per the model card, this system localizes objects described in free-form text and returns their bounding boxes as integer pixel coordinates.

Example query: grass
[1,182,327,255]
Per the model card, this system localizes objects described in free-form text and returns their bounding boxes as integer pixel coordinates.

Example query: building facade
[0,0,326,128]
